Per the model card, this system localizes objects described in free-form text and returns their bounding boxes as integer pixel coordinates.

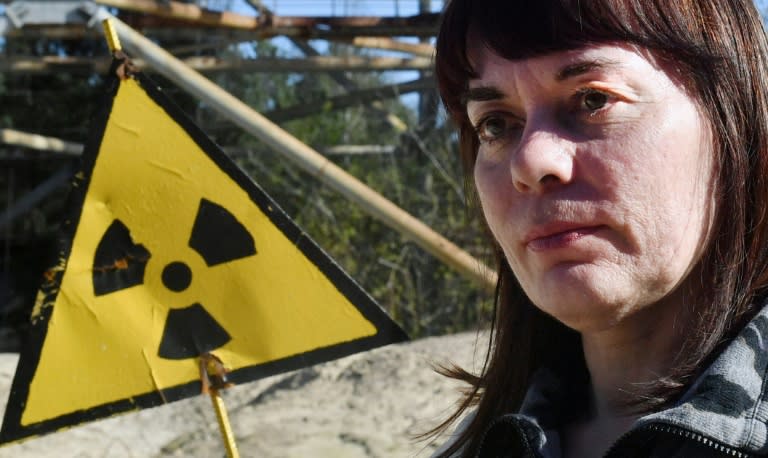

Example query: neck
[580,291,692,419]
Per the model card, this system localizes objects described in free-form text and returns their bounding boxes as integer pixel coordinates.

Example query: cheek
[473,168,515,273]
[474,165,533,286]
[474,164,502,223]
[608,118,714,279]
[474,163,518,247]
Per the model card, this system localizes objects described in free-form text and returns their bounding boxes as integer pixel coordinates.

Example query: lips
[525,224,605,251]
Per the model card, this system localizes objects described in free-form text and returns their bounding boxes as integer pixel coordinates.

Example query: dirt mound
[0,332,486,457]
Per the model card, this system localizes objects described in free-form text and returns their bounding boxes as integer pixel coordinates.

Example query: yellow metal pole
[199,353,239,458]
[101,19,122,53]
[209,389,240,458]
[102,19,241,457]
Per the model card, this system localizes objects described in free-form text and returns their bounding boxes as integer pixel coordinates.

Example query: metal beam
[0,132,400,158]
[94,0,261,29]
[267,77,434,123]
[111,22,438,40]
[96,0,440,38]
[323,145,396,155]
[348,37,434,57]
[179,55,433,72]
[0,129,83,155]
[2,2,438,39]
[0,55,433,74]
[3,23,437,41]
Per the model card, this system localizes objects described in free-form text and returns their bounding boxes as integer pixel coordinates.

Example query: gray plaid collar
[512,301,768,455]
[639,302,768,452]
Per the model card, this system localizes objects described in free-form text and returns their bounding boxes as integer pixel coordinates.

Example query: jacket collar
[508,301,768,456]
[637,302,768,453]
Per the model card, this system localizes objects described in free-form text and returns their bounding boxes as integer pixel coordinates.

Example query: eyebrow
[461,86,505,105]
[555,58,620,81]
[462,58,621,105]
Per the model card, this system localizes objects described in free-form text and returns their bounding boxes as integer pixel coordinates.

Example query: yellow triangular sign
[1,70,406,444]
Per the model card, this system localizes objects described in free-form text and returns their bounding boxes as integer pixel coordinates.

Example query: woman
[432,0,768,456]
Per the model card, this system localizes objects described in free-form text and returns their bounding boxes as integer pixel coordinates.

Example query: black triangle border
[0,63,408,445]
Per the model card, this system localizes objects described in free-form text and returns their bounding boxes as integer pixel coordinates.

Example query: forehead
[467,43,658,89]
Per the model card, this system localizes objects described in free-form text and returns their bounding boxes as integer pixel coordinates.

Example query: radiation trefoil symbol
[0,70,407,446]
[93,198,255,360]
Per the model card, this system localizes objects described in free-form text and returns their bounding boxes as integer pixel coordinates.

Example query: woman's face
[467,44,716,332]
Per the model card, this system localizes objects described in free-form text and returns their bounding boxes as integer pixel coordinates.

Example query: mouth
[525,224,606,251]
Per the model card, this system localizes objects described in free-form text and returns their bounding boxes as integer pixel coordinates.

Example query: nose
[510,126,574,194]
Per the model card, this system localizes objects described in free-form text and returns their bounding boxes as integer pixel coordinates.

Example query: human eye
[574,88,611,114]
[472,112,523,146]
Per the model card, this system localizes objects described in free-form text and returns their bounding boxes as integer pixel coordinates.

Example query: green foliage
[193,40,494,338]
[235,135,493,338]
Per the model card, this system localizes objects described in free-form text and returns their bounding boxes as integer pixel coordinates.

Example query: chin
[536,298,626,333]
[526,280,636,333]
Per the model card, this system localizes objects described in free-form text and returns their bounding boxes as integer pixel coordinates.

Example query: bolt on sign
[0,65,407,445]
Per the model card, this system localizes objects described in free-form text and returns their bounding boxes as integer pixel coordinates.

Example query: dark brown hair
[433,0,768,455]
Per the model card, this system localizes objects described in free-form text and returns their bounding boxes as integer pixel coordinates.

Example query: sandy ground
[0,332,486,457]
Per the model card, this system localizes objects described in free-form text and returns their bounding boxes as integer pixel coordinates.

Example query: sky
[229,0,445,16]
[0,1,446,21]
